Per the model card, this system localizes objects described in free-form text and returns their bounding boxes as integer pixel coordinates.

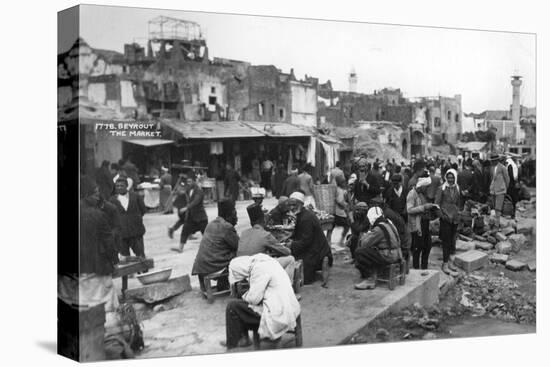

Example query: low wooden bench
[112,258,154,300]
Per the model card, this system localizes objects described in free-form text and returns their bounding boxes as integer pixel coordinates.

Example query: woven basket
[313,184,337,214]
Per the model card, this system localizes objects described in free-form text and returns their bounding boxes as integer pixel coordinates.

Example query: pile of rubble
[451,272,536,324]
[442,198,536,272]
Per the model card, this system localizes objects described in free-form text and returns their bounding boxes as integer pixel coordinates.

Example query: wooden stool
[376,262,402,290]
[293,260,304,294]
[200,268,230,303]
[252,315,303,349]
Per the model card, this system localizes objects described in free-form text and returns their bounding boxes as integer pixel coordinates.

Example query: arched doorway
[402,139,408,158]
[411,130,424,157]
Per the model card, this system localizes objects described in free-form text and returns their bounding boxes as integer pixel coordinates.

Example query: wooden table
[113,258,154,299]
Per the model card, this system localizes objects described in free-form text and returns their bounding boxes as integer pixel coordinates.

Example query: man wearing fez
[267,196,290,226]
[286,191,333,287]
[110,176,147,260]
[192,199,240,290]
[169,174,208,253]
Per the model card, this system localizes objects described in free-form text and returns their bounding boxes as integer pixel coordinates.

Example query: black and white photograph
[51,1,540,364]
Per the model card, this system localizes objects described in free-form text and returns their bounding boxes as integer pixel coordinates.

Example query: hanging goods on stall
[210,142,223,155]
[307,137,317,167]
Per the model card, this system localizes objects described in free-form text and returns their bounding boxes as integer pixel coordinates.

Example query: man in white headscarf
[223,254,301,349]
[354,206,403,290]
[407,172,439,270]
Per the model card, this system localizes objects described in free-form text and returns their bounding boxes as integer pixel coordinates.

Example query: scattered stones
[505,260,527,271]
[375,328,390,341]
[417,317,439,331]
[153,304,166,312]
[527,261,536,272]
[454,250,489,272]
[126,275,192,304]
[517,218,536,235]
[486,236,497,245]
[490,253,509,264]
[456,239,476,252]
[132,302,147,311]
[501,227,516,236]
[422,332,437,340]
[508,234,527,253]
[475,241,493,251]
[495,232,508,242]
[458,234,473,242]
[496,241,512,255]
[474,235,487,242]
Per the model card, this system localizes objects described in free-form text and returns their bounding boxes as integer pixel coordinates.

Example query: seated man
[224,254,301,349]
[354,206,403,290]
[238,203,296,282]
[287,191,333,287]
[347,202,370,258]
[267,196,290,226]
[192,199,239,290]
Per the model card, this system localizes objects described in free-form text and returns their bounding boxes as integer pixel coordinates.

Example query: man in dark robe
[224,164,241,202]
[170,175,208,253]
[110,176,147,259]
[281,168,301,198]
[287,192,333,287]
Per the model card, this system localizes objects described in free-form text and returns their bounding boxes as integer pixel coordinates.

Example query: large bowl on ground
[137,268,172,285]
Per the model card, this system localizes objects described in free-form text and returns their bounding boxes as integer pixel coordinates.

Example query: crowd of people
[74,150,532,352]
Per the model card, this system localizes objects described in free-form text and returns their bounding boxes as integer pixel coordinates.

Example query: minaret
[348,67,357,93]
[511,74,522,142]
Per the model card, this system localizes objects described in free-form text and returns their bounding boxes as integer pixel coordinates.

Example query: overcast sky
[65,4,536,113]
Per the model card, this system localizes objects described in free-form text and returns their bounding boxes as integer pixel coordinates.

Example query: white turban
[367,206,384,226]
[289,191,305,203]
[416,177,431,189]
[348,173,357,185]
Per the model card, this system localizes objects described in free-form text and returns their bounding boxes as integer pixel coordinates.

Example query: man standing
[95,160,114,200]
[329,161,345,184]
[110,176,147,260]
[282,167,301,198]
[298,164,316,208]
[384,174,407,221]
[354,163,382,205]
[170,175,208,253]
[489,154,510,228]
[60,176,120,312]
[261,157,274,195]
[224,163,241,202]
[192,199,240,289]
[287,191,333,286]
[159,166,173,214]
[407,174,437,270]
[506,156,520,219]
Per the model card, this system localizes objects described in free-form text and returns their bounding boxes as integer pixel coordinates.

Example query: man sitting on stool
[354,206,403,290]
[223,254,301,349]
[238,203,297,283]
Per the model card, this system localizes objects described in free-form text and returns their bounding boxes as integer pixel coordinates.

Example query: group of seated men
[189,189,406,349]
[189,190,333,349]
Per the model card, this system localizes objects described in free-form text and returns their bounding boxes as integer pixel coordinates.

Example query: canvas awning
[162,120,265,139]
[123,139,174,147]
[243,122,313,138]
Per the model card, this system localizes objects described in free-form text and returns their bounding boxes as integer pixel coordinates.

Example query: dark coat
[186,184,208,223]
[383,207,411,252]
[80,200,118,276]
[268,204,287,226]
[272,170,288,199]
[110,192,146,239]
[290,209,333,284]
[95,167,114,200]
[354,173,382,204]
[224,169,240,201]
[192,217,239,275]
[384,187,407,219]
[282,175,301,197]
